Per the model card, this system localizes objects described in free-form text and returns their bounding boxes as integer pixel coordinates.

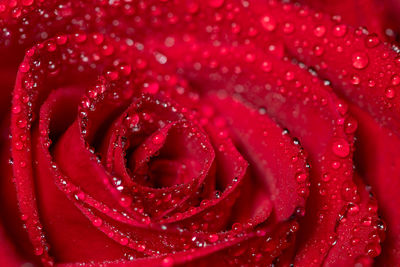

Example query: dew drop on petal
[344,117,358,134]
[332,24,347,37]
[162,256,174,267]
[295,172,307,183]
[282,22,295,34]
[261,61,272,72]
[208,234,219,242]
[260,15,276,32]
[120,237,129,245]
[385,88,396,99]
[352,52,369,70]
[12,105,21,114]
[332,139,350,158]
[119,196,133,207]
[365,33,380,48]
[365,243,381,257]
[34,247,44,256]
[92,218,103,227]
[391,74,400,86]
[351,75,361,85]
[152,133,165,145]
[313,25,326,37]
[313,45,324,56]
[19,63,30,73]
[232,222,243,231]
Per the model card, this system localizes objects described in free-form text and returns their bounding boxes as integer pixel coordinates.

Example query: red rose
[0,0,398,266]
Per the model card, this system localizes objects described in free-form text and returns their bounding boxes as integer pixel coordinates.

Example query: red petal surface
[1,0,400,266]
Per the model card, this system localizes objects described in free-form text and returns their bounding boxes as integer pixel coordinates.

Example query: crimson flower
[0,0,398,266]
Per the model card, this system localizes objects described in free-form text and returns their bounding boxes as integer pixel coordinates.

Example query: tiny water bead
[391,74,400,86]
[296,172,307,183]
[260,15,277,32]
[344,117,358,134]
[161,256,174,267]
[283,22,295,34]
[352,52,369,70]
[92,218,103,227]
[313,25,326,37]
[152,133,166,145]
[332,24,347,37]
[365,34,380,48]
[385,88,396,99]
[19,62,30,72]
[332,139,350,158]
[261,61,272,72]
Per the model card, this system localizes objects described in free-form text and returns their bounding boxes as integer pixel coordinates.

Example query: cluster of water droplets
[2,0,395,265]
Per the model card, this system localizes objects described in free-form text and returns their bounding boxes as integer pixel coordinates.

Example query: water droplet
[161,256,174,267]
[285,71,295,81]
[106,70,119,81]
[391,74,400,86]
[92,218,103,227]
[352,52,369,70]
[137,243,146,252]
[92,33,104,45]
[365,33,380,48]
[348,203,360,214]
[332,24,347,37]
[385,88,396,99]
[119,196,133,207]
[125,114,139,128]
[119,63,132,76]
[143,82,159,94]
[365,243,381,257]
[295,172,307,183]
[120,237,129,245]
[313,25,326,37]
[260,15,276,32]
[12,105,21,114]
[283,22,295,34]
[313,45,324,56]
[76,191,85,200]
[368,79,376,87]
[341,181,358,202]
[19,63,30,73]
[351,238,360,246]
[56,35,68,45]
[34,247,44,256]
[332,139,350,158]
[261,61,272,72]
[73,32,87,43]
[351,75,361,85]
[208,234,219,242]
[344,117,358,134]
[232,222,243,231]
[245,53,255,63]
[152,133,165,145]
[15,141,23,150]
[101,44,114,56]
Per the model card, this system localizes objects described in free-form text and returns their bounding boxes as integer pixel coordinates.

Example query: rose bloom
[1,0,400,266]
